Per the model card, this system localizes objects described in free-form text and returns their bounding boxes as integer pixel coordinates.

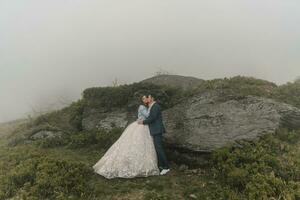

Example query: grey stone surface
[30,130,63,140]
[141,74,204,90]
[163,90,300,153]
[82,108,128,131]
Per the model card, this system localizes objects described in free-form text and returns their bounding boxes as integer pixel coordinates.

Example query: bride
[92,95,160,179]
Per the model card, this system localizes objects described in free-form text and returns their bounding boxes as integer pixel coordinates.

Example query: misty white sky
[0,0,300,122]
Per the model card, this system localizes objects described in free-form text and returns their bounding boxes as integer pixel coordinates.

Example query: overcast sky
[0,0,300,122]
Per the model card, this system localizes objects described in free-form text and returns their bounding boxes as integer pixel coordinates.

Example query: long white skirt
[93,121,160,179]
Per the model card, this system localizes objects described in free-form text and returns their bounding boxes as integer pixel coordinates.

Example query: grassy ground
[0,120,300,200]
[0,143,227,200]
[0,120,234,200]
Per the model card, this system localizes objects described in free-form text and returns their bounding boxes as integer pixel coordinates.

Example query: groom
[138,94,170,175]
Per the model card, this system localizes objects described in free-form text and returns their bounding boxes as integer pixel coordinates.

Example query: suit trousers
[152,134,169,169]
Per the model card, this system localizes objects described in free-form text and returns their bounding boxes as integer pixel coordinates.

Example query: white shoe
[160,169,170,175]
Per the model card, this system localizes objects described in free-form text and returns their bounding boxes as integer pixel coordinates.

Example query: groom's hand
[137,120,143,125]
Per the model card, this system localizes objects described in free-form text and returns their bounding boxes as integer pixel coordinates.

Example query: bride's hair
[140,94,146,99]
[139,94,148,105]
[135,92,156,104]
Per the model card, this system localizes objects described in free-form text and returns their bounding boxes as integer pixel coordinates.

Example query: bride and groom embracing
[93,94,170,179]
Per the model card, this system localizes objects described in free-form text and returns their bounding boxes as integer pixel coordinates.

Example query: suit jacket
[143,102,166,136]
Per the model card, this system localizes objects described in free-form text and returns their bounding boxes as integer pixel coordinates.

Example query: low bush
[0,151,93,200]
[82,82,185,112]
[211,129,300,199]
[67,128,123,149]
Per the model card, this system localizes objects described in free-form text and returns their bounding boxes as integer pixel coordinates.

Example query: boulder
[141,74,204,91]
[82,108,129,131]
[30,130,63,140]
[163,90,300,153]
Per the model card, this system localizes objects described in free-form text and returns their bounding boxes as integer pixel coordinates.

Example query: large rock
[163,90,300,153]
[7,123,66,146]
[82,108,129,131]
[30,130,63,140]
[141,74,204,91]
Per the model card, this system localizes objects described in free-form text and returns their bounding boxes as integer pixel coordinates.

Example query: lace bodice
[138,105,149,120]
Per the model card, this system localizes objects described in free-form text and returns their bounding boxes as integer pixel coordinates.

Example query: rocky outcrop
[82,108,129,131]
[141,74,204,91]
[7,123,66,146]
[80,87,300,158]
[163,90,300,153]
[6,75,300,167]
[30,130,63,140]
[80,75,205,132]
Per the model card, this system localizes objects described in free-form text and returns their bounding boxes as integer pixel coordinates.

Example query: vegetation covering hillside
[0,76,300,200]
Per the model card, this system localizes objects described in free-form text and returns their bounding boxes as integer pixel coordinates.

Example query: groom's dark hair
[147,94,156,100]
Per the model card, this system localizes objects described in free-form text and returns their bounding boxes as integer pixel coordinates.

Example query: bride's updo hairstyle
[131,91,148,106]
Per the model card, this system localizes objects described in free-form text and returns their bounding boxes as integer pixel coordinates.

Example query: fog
[0,0,299,122]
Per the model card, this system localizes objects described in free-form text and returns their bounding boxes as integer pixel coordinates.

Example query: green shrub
[28,99,85,134]
[182,179,242,200]
[0,158,37,199]
[67,131,99,148]
[244,173,299,200]
[227,167,249,189]
[271,81,300,108]
[31,158,92,199]
[276,128,300,144]
[67,99,85,131]
[211,129,300,199]
[82,82,184,111]
[0,152,93,200]
[29,128,123,150]
[193,76,300,110]
[67,128,123,149]
[36,134,70,148]
[195,76,277,97]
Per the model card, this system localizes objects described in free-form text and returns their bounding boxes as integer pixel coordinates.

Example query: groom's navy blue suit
[143,102,169,170]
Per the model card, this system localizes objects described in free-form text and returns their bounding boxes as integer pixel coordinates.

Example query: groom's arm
[143,105,159,125]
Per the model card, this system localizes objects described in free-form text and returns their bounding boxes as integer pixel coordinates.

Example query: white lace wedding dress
[92,105,160,179]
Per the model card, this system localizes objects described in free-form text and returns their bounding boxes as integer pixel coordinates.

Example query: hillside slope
[140,74,205,90]
[0,75,300,199]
